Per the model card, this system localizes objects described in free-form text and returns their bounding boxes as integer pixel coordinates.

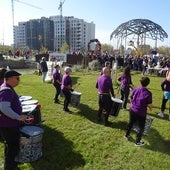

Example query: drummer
[125,77,152,146]
[158,68,170,119]
[96,67,115,126]
[52,64,62,104]
[61,67,73,113]
[0,70,27,169]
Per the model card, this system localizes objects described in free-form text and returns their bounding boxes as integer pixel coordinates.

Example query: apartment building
[14,22,27,48]
[14,15,95,52]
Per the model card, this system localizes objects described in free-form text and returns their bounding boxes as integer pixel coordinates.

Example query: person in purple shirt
[0,70,27,170]
[96,67,115,126]
[125,77,152,146]
[158,68,170,119]
[118,66,134,110]
[52,65,62,103]
[61,67,73,113]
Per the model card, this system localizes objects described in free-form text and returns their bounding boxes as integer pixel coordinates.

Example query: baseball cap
[4,70,22,78]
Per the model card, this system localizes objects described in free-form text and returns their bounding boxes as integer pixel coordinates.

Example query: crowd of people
[93,53,170,76]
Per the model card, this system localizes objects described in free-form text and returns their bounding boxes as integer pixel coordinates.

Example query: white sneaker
[157,112,164,118]
[135,141,145,146]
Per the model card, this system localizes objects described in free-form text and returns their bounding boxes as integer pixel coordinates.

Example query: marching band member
[96,67,115,126]
[158,68,170,120]
[125,77,152,146]
[61,67,73,113]
[0,70,27,170]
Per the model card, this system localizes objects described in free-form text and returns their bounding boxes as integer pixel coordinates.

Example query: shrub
[88,60,101,71]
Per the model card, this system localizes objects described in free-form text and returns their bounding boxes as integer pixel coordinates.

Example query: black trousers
[98,94,112,123]
[126,110,146,143]
[120,86,130,109]
[160,96,168,112]
[0,127,20,170]
[62,89,71,110]
[53,84,61,101]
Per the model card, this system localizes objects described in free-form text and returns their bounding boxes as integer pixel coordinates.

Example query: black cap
[4,70,22,78]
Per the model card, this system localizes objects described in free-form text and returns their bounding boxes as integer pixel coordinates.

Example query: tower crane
[11,0,42,27]
[58,0,65,51]
[11,0,42,48]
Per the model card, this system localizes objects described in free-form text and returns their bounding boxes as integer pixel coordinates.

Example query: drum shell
[110,98,123,117]
[70,91,81,107]
[21,100,38,105]
[22,107,41,125]
[15,126,44,163]
[132,116,153,135]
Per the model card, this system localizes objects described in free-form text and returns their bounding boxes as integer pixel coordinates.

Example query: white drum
[19,96,32,102]
[22,105,37,113]
[21,100,38,105]
[110,97,123,117]
[22,104,41,125]
[70,91,82,107]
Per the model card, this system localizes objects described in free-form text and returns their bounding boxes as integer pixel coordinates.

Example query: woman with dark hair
[118,66,134,110]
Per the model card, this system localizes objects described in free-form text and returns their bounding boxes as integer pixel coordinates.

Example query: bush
[72,65,83,72]
[88,60,101,71]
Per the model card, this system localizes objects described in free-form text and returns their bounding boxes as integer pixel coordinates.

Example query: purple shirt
[61,74,72,91]
[130,87,152,117]
[118,75,132,87]
[97,75,113,94]
[0,83,22,127]
[52,69,61,86]
[161,78,170,91]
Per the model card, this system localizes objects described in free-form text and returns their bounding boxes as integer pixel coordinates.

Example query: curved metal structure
[110,19,168,47]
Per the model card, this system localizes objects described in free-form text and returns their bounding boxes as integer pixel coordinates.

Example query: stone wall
[0,59,28,69]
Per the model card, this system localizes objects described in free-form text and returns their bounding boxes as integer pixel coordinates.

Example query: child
[125,77,152,146]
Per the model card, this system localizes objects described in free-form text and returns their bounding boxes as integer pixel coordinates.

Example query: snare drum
[22,104,41,125]
[70,91,82,107]
[164,91,170,99]
[132,115,153,135]
[19,96,32,102]
[110,97,123,117]
[21,99,38,105]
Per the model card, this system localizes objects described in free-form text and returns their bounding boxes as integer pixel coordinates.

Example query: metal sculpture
[110,19,168,48]
[87,39,101,56]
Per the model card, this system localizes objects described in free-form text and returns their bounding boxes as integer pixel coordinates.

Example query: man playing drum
[0,70,27,169]
[96,67,115,126]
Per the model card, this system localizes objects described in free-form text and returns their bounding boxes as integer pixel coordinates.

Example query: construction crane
[11,0,42,27]
[11,0,42,49]
[58,0,65,51]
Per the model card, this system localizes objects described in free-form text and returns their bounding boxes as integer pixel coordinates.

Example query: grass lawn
[0,69,170,170]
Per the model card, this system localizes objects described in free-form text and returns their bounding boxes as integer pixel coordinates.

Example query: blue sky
[0,0,170,48]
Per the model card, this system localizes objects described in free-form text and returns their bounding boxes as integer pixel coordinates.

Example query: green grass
[0,70,170,170]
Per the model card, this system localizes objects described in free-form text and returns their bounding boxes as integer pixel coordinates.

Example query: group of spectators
[92,53,170,75]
